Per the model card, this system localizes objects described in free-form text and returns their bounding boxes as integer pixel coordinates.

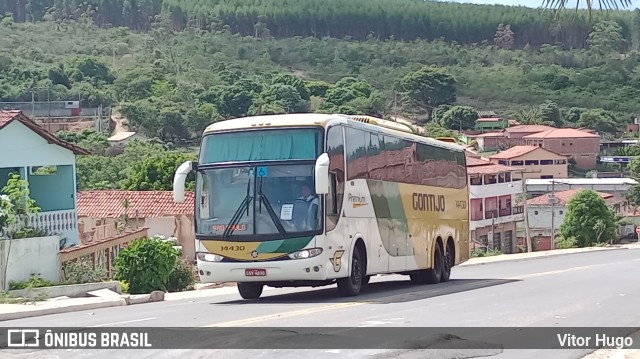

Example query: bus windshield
[195,128,324,240]
[196,164,322,240]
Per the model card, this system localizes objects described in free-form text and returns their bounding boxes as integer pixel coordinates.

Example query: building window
[470,176,482,186]
[485,197,498,219]
[525,160,539,165]
[555,159,567,164]
[484,174,497,184]
[559,210,563,215]
[540,160,554,165]
[505,172,511,182]
[540,175,554,179]
[511,160,523,166]
[534,210,539,215]
[498,160,507,165]
[499,195,511,217]
[470,199,483,221]
[479,235,488,247]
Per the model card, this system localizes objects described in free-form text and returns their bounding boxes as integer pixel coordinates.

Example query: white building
[467,156,525,253]
[524,189,625,251]
[525,178,638,199]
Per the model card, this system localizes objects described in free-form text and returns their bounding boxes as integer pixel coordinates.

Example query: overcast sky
[439,0,638,9]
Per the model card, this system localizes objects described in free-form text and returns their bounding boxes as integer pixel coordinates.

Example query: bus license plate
[245,269,266,276]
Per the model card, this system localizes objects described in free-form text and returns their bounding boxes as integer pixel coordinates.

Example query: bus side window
[326,125,345,232]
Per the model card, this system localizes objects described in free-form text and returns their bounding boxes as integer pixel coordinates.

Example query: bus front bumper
[196,256,330,283]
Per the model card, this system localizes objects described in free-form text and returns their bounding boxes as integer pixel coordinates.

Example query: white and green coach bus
[173,113,470,299]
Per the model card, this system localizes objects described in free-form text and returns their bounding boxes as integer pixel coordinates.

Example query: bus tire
[237,283,264,299]
[441,241,455,282]
[424,242,444,284]
[363,275,371,285]
[337,247,363,296]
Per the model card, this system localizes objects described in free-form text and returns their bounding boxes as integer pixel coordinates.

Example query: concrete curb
[459,246,624,267]
[0,298,127,322]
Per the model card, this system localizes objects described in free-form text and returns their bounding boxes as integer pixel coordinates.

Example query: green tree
[121,152,196,191]
[587,20,625,60]
[397,66,456,118]
[625,185,640,211]
[539,100,563,127]
[577,109,619,134]
[559,189,616,247]
[423,122,456,138]
[438,105,478,131]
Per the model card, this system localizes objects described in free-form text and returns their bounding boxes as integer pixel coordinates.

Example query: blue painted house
[0,110,90,244]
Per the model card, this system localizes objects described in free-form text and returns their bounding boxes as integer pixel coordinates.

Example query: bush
[554,235,577,249]
[114,237,179,294]
[166,258,196,292]
[62,258,107,284]
[119,281,129,293]
[9,274,55,290]
[470,248,502,257]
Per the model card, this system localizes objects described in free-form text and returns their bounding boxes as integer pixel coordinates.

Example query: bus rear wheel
[441,242,455,282]
[237,282,264,299]
[410,242,444,285]
[337,247,363,297]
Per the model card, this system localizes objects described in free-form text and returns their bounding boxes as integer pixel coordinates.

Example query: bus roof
[203,113,466,152]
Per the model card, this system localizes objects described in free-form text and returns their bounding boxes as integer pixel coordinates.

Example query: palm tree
[542,0,634,19]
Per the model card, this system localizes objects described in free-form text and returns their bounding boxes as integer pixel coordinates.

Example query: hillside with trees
[2,0,640,48]
[1,1,640,189]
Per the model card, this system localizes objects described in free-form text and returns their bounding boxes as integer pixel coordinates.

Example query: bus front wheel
[237,282,264,299]
[337,247,363,297]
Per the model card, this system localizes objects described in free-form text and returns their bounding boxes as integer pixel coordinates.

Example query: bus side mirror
[174,161,196,202]
[315,153,330,195]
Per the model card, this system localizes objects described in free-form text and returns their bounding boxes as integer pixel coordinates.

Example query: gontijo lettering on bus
[412,193,446,212]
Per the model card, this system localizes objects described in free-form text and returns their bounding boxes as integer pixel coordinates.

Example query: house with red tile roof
[524,189,626,250]
[524,128,600,169]
[488,145,569,180]
[0,110,90,244]
[76,190,197,260]
[465,154,525,254]
[467,125,557,152]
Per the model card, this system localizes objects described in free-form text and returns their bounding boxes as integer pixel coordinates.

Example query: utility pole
[517,169,542,253]
[31,90,35,118]
[522,174,532,253]
[549,180,563,250]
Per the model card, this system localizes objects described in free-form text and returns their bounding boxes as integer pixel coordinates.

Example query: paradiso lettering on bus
[412,193,446,212]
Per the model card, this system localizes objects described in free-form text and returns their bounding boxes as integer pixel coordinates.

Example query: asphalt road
[1,248,639,359]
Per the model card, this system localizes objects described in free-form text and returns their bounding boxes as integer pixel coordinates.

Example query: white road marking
[359,320,392,327]
[89,317,157,327]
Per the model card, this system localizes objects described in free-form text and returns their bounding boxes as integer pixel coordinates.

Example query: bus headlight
[197,252,224,262]
[288,248,322,260]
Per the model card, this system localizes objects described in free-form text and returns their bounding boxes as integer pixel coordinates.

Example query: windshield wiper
[222,177,252,239]
[257,176,287,237]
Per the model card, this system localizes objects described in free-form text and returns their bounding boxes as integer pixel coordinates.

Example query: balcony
[484,210,498,219]
[499,207,512,217]
[3,209,78,243]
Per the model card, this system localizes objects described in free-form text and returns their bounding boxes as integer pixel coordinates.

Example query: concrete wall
[542,138,599,169]
[0,236,60,290]
[527,205,567,234]
[491,149,568,180]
